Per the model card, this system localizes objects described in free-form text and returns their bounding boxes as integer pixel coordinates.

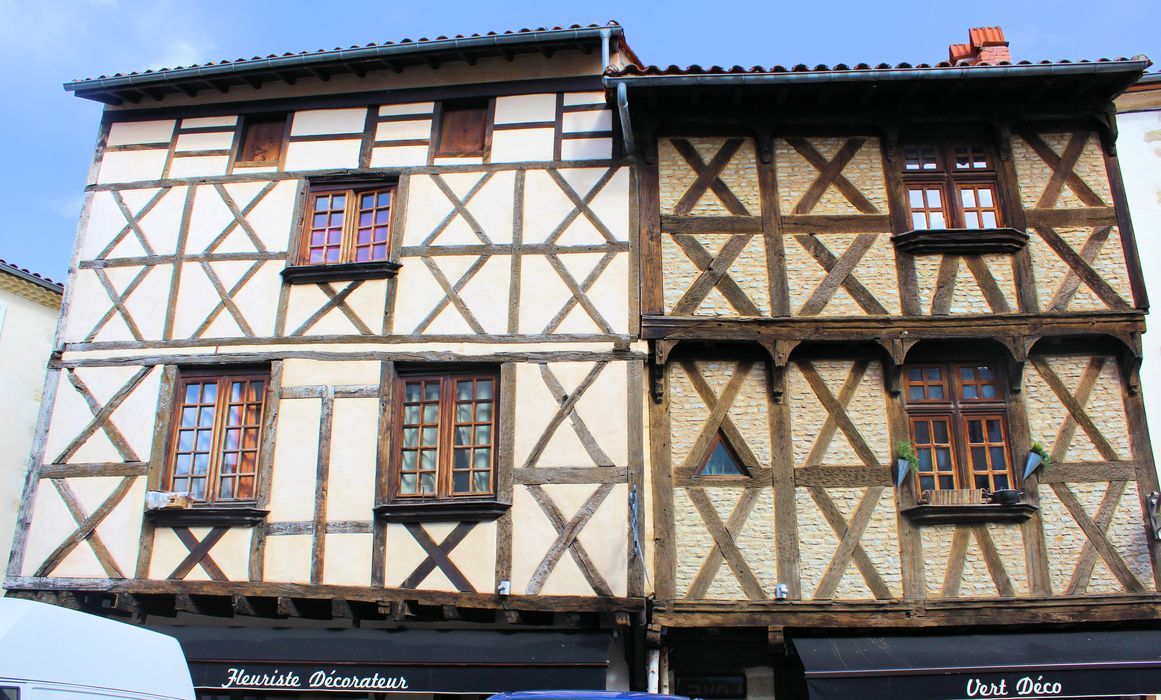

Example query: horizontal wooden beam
[661,215,763,234]
[781,214,893,235]
[1038,461,1138,483]
[653,593,1161,630]
[1024,207,1118,228]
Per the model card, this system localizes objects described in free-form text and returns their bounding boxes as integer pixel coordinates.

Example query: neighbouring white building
[0,259,62,594]
[1117,73,1161,460]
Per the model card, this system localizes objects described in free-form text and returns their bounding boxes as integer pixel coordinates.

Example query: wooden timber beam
[652,593,1161,630]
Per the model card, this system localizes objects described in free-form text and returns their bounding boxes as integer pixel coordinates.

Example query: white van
[0,597,194,700]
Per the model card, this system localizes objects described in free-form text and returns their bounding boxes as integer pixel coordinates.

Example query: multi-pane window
[904,362,1013,494]
[300,184,394,265]
[168,371,267,503]
[394,371,498,499]
[902,140,1003,230]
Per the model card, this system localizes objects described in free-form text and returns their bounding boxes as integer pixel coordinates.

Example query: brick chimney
[948,26,1011,65]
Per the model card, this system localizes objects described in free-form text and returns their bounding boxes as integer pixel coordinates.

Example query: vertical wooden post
[639,138,663,316]
[757,133,790,317]
[371,360,396,587]
[649,358,676,598]
[1120,363,1161,589]
[1007,364,1052,596]
[769,359,800,597]
[628,359,647,597]
[495,361,517,590]
[883,358,927,600]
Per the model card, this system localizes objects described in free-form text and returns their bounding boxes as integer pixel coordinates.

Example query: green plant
[1030,441,1051,468]
[896,440,919,474]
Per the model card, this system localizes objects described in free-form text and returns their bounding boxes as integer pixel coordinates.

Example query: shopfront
[155,627,620,698]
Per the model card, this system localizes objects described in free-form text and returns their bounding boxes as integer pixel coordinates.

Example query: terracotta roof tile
[606,56,1150,78]
[0,258,63,292]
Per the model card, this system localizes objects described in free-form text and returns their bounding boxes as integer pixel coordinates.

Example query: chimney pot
[949,26,1010,65]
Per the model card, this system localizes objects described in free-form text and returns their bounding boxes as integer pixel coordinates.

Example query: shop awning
[156,626,612,694]
[795,630,1161,700]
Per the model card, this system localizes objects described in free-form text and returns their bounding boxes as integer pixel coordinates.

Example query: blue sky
[2,0,1158,282]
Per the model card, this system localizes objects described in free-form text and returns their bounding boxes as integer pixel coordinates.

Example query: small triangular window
[695,431,749,478]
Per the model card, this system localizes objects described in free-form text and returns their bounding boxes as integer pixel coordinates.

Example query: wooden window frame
[903,361,1015,495]
[388,369,500,503]
[233,113,290,168]
[296,181,397,267]
[165,368,269,505]
[900,138,1005,230]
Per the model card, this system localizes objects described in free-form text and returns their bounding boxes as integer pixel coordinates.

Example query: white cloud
[146,37,215,70]
[46,193,85,220]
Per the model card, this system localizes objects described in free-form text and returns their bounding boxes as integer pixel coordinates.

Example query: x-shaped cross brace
[795,234,887,316]
[34,477,135,578]
[522,361,611,468]
[1022,132,1107,208]
[678,360,761,471]
[685,487,766,599]
[525,483,614,595]
[670,234,761,316]
[670,138,752,216]
[787,138,879,215]
[941,524,1015,597]
[290,280,373,336]
[169,526,229,581]
[400,522,476,592]
[53,367,151,464]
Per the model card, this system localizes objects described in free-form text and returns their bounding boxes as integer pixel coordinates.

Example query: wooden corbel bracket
[1115,331,1143,395]
[874,337,918,395]
[759,340,799,403]
[650,339,678,404]
[881,121,902,163]
[990,120,1014,162]
[1093,105,1119,157]
[998,336,1035,393]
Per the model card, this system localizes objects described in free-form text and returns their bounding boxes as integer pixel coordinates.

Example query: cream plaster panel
[401,255,510,335]
[451,521,497,592]
[563,110,613,134]
[233,164,278,174]
[291,108,368,136]
[391,260,448,334]
[185,183,244,253]
[230,179,298,252]
[282,360,382,388]
[564,91,605,106]
[284,139,361,171]
[573,482,628,597]
[491,129,555,163]
[514,361,628,468]
[434,156,484,166]
[267,398,322,522]
[403,170,515,246]
[326,398,379,521]
[1014,133,1112,208]
[284,277,386,338]
[220,260,281,336]
[20,481,95,576]
[107,263,170,340]
[517,255,574,334]
[52,475,142,580]
[379,102,435,117]
[371,145,429,167]
[384,521,430,588]
[80,186,186,260]
[264,534,312,584]
[662,234,769,316]
[584,167,630,241]
[522,167,629,244]
[175,131,236,152]
[659,138,761,216]
[107,120,175,146]
[375,119,432,141]
[172,260,279,339]
[561,138,613,161]
[511,484,617,596]
[43,365,160,465]
[579,252,629,334]
[1024,356,1130,462]
[323,533,373,587]
[167,155,229,178]
[181,115,238,129]
[98,150,169,184]
[150,527,194,580]
[207,527,253,581]
[493,93,557,124]
[784,233,900,316]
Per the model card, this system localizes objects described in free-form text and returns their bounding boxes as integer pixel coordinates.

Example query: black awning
[156,626,611,694]
[795,630,1161,700]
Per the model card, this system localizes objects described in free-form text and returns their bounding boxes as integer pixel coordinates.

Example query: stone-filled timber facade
[7,20,1161,700]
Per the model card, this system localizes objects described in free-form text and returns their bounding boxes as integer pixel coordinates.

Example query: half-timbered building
[611,27,1161,699]
[5,23,648,698]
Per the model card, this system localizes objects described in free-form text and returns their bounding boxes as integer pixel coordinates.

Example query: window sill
[374,500,510,523]
[891,228,1029,255]
[900,502,1037,525]
[281,260,401,285]
[145,505,268,527]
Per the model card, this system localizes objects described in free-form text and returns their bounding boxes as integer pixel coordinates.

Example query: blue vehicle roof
[489,693,693,700]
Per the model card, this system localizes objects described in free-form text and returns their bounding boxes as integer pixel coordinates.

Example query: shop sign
[964,674,1064,698]
[215,666,410,692]
[675,675,746,699]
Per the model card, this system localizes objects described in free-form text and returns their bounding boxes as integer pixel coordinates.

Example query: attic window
[435,100,490,157]
[236,113,288,166]
[695,431,749,478]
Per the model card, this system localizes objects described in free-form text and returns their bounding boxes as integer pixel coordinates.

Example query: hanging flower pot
[895,441,918,489]
[1022,441,1051,482]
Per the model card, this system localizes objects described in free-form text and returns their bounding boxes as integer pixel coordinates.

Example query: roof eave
[66,25,623,103]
